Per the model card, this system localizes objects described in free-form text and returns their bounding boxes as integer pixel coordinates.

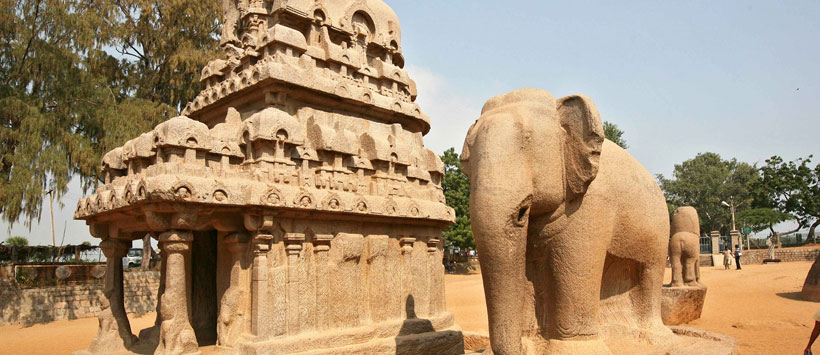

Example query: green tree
[753,155,819,245]
[658,152,759,235]
[737,208,792,247]
[603,121,628,149]
[441,148,473,250]
[5,236,28,246]
[0,0,220,227]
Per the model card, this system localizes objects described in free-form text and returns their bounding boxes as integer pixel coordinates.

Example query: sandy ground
[446,261,820,355]
[0,261,817,354]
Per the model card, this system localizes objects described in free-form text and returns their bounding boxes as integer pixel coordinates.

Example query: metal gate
[699,234,712,254]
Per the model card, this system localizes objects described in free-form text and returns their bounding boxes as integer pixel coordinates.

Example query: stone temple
[74,1,463,354]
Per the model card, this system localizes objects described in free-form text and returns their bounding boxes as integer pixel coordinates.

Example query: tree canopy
[737,208,792,235]
[753,155,819,242]
[5,236,28,246]
[658,152,758,234]
[603,121,628,149]
[0,0,220,227]
[440,148,474,250]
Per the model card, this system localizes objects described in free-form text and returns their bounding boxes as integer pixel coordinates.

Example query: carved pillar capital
[159,230,194,253]
[427,238,440,253]
[90,223,110,239]
[100,239,130,259]
[224,232,250,254]
[284,233,305,256]
[400,237,416,254]
[253,233,273,253]
[313,234,333,253]
[244,214,274,232]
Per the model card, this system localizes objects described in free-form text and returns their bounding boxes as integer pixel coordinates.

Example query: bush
[5,236,28,247]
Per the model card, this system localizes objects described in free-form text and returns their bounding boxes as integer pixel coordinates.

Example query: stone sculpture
[801,253,820,301]
[661,207,707,326]
[75,1,463,354]
[669,206,701,287]
[461,89,672,354]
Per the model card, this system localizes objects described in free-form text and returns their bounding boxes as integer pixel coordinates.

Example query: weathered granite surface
[661,285,708,325]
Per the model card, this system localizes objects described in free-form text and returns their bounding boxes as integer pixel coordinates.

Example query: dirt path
[445,261,820,355]
[0,261,817,354]
[0,312,156,355]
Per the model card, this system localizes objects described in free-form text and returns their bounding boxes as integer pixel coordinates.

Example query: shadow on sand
[776,291,806,301]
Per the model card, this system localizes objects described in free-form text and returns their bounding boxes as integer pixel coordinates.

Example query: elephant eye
[515,206,529,226]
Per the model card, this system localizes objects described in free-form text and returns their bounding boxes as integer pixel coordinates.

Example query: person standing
[722,247,733,270]
[804,310,820,354]
[734,244,742,270]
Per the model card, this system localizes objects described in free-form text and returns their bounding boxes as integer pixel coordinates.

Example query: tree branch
[7,0,43,86]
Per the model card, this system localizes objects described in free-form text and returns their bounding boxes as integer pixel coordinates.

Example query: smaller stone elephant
[669,206,701,287]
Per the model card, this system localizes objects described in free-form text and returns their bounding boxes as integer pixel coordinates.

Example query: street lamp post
[721,200,736,232]
[721,200,742,252]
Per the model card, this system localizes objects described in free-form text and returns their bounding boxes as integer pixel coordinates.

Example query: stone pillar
[155,230,198,355]
[427,237,445,316]
[251,233,273,337]
[284,233,307,335]
[87,238,137,353]
[400,237,415,319]
[730,230,741,252]
[217,233,249,347]
[313,234,332,331]
[710,231,721,255]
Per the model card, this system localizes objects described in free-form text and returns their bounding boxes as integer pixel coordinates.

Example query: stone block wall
[0,270,158,326]
[741,248,820,264]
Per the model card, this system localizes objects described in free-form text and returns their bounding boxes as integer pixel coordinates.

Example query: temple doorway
[191,230,218,345]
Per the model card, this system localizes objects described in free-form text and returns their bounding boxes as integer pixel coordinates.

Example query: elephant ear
[460,120,481,178]
[556,94,605,200]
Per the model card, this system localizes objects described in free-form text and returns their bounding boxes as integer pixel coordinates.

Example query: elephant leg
[684,255,697,286]
[631,260,671,339]
[546,234,607,341]
[670,255,683,287]
[538,233,612,355]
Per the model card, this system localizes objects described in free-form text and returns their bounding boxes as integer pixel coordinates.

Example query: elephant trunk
[471,185,531,355]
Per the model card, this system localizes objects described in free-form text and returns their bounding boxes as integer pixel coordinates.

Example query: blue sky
[4,0,819,246]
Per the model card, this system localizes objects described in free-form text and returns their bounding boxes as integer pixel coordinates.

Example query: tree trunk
[809,219,820,245]
[140,234,151,270]
[771,223,805,248]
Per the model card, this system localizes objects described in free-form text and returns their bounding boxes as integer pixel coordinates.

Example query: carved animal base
[465,326,738,355]
[227,312,464,355]
[661,285,707,326]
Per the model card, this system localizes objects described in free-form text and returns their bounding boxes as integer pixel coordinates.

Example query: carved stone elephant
[461,89,671,354]
[669,206,701,287]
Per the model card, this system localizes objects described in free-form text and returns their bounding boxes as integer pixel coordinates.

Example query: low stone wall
[0,270,159,325]
[698,248,820,266]
[741,248,820,264]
